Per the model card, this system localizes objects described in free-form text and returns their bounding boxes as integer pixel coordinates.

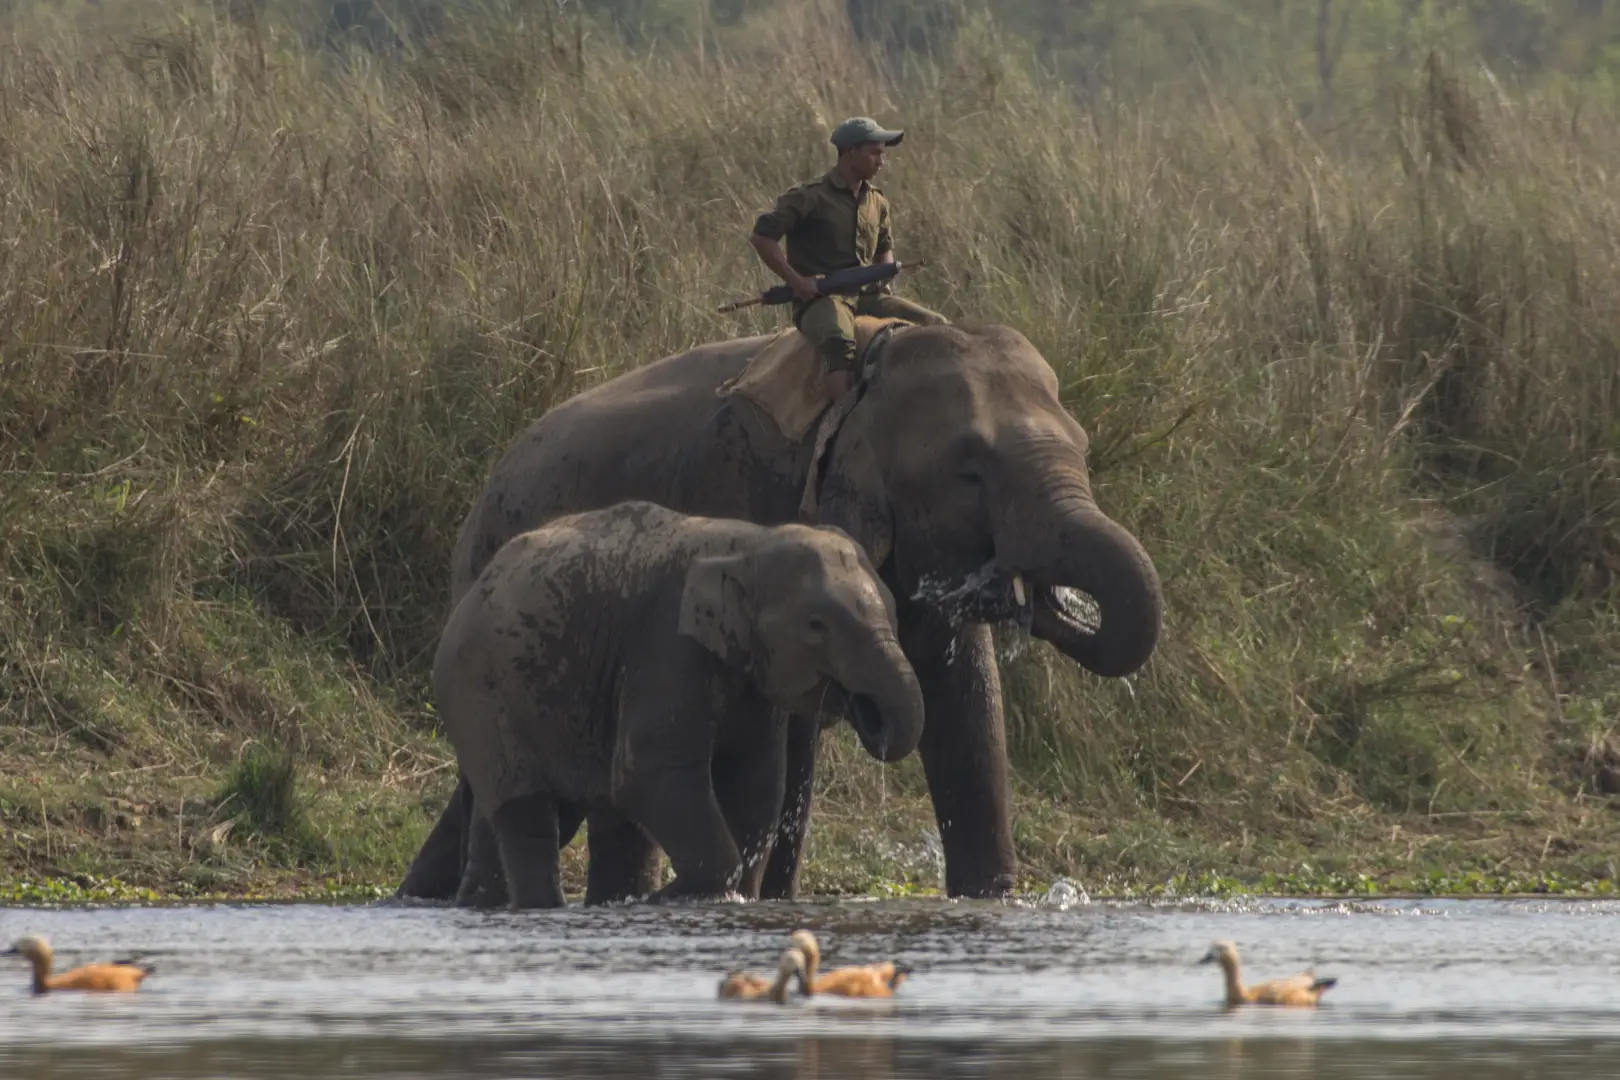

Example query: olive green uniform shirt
[750,167,944,377]
[752,169,892,278]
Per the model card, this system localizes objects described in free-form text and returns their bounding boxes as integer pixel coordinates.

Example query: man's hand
[789,273,821,302]
[750,233,821,303]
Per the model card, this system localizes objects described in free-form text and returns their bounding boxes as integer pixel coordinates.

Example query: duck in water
[1199,940,1336,1008]
[718,946,809,1004]
[789,930,911,998]
[5,935,154,994]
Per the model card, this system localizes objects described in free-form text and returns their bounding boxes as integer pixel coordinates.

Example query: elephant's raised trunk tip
[1020,507,1163,679]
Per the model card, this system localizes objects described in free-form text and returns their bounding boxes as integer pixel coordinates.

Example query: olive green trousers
[793,292,947,375]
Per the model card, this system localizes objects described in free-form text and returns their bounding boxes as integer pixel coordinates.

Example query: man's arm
[751,187,820,302]
[748,234,820,302]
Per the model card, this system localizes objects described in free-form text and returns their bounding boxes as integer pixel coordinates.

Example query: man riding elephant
[748,116,947,404]
[395,121,1164,907]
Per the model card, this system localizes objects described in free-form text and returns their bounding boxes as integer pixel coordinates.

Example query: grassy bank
[1,1,1616,902]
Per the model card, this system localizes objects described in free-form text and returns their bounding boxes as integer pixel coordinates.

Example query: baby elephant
[435,501,925,910]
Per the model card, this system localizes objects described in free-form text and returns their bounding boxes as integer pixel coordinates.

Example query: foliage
[212,744,331,864]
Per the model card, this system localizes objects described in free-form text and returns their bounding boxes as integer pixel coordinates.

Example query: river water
[2,894,1617,1078]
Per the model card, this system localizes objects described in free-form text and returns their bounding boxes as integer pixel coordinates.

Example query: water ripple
[0,898,1616,1077]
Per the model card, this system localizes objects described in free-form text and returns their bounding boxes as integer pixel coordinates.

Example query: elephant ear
[678,553,753,663]
[816,418,894,570]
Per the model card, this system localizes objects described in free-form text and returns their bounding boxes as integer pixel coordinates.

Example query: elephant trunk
[994,466,1163,679]
[842,637,926,764]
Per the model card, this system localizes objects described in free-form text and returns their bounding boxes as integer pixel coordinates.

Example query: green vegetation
[0,0,1616,903]
[211,744,331,865]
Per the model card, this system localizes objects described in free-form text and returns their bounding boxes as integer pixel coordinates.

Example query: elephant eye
[956,469,983,486]
[806,615,828,637]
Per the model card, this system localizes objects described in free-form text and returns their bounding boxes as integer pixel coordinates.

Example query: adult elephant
[398,321,1162,901]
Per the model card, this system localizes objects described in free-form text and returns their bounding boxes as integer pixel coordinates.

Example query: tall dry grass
[1,0,1616,885]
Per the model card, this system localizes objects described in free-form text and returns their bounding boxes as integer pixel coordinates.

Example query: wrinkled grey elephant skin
[437,502,923,910]
[399,322,1164,903]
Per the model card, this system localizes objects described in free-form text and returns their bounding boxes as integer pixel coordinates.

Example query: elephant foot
[945,872,1018,901]
[453,855,511,910]
[454,869,511,910]
[645,881,747,906]
[453,879,510,910]
[583,808,662,906]
[456,807,510,909]
[490,792,566,910]
[500,864,566,910]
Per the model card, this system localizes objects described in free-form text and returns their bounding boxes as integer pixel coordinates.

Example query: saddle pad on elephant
[717,315,908,443]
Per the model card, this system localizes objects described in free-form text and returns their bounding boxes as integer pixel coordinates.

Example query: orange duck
[5,934,154,994]
[718,946,809,1004]
[1199,940,1336,1008]
[789,930,911,998]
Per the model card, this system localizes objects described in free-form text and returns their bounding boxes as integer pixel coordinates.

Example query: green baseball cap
[830,116,904,149]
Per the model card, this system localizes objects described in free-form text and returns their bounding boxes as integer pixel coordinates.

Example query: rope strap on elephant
[713,316,910,522]
[716,316,909,443]
[798,322,907,523]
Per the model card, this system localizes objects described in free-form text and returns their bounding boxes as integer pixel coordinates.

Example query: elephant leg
[901,602,1018,899]
[758,712,820,901]
[396,775,472,901]
[454,806,507,909]
[491,791,566,910]
[621,764,742,903]
[456,798,581,907]
[434,786,586,906]
[613,641,739,902]
[713,706,790,900]
[583,807,662,905]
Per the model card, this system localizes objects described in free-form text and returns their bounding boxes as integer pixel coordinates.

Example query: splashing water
[1040,878,1091,911]
[1050,586,1102,633]
[911,567,1035,668]
[993,624,1033,664]
[1043,586,1095,637]
[867,828,945,890]
[917,827,946,891]
[910,572,984,628]
[914,575,1102,652]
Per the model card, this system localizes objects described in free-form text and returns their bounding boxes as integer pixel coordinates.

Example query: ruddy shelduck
[1199,940,1336,1008]
[4,934,154,995]
[717,946,809,1004]
[789,929,911,998]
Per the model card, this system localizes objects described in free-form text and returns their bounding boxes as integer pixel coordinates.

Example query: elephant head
[817,323,1162,678]
[678,526,925,763]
